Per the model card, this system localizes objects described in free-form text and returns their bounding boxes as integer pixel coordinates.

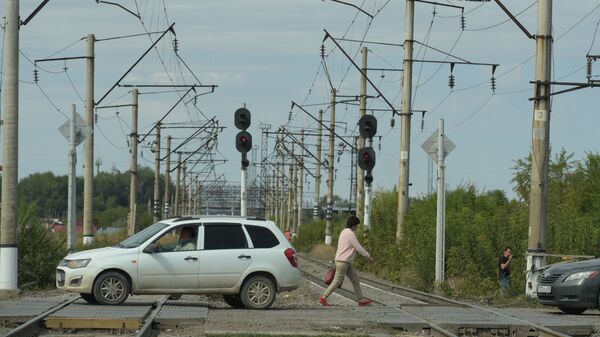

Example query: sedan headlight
[564,271,599,282]
[59,259,91,269]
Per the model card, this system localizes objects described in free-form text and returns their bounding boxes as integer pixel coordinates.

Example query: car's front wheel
[240,275,276,309]
[558,306,587,315]
[223,294,245,308]
[93,271,130,305]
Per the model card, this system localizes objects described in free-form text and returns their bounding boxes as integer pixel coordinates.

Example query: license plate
[537,285,551,294]
[56,272,64,282]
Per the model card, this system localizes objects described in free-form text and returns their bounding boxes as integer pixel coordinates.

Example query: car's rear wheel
[558,306,587,315]
[93,271,130,305]
[240,275,276,309]
[223,294,245,308]
[80,293,98,304]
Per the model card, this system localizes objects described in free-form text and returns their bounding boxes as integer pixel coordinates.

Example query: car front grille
[539,273,563,284]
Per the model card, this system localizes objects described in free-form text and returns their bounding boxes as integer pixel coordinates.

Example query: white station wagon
[56,216,302,309]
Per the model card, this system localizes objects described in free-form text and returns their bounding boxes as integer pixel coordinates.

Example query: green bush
[18,203,66,289]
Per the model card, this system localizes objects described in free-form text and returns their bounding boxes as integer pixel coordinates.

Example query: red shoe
[319,296,332,306]
[358,299,372,306]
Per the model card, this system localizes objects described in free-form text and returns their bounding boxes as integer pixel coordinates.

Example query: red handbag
[324,267,336,285]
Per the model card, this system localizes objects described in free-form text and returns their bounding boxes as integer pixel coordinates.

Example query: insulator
[33,68,39,83]
[320,44,326,59]
[94,113,98,124]
[288,110,293,122]
[587,58,593,81]
[491,77,497,92]
[448,74,455,89]
[173,38,179,53]
[460,15,466,30]
[390,117,395,128]
[421,118,425,131]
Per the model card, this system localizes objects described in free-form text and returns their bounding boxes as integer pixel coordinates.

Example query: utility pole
[526,0,552,297]
[292,148,298,234]
[174,152,181,215]
[153,121,161,223]
[0,0,19,298]
[181,162,187,214]
[67,105,77,250]
[325,89,336,245]
[435,119,446,284]
[397,0,415,244]
[188,172,193,214]
[163,136,172,218]
[287,145,294,230]
[313,109,323,221]
[356,46,367,220]
[278,143,285,228]
[297,130,305,235]
[128,89,138,235]
[83,33,95,245]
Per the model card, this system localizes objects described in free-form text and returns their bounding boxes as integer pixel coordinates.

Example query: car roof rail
[246,216,266,221]
[173,216,199,222]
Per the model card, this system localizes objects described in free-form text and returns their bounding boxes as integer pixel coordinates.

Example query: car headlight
[564,271,599,282]
[61,259,91,269]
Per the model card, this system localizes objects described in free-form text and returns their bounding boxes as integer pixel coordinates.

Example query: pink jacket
[335,228,370,262]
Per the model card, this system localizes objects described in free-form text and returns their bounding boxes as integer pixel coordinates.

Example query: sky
[2,0,600,206]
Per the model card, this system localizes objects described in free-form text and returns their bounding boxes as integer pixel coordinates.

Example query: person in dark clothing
[498,246,513,292]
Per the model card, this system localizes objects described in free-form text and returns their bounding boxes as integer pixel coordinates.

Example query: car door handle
[184,256,198,261]
[238,255,251,259]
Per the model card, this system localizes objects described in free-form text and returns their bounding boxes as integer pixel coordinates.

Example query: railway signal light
[236,131,252,154]
[358,147,376,171]
[234,108,251,130]
[358,115,377,139]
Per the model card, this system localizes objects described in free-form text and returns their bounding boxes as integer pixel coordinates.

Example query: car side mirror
[143,243,159,254]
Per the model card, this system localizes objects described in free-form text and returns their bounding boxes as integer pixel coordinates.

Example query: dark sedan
[537,258,600,314]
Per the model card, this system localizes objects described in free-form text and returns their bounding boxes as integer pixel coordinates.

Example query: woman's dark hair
[346,215,360,228]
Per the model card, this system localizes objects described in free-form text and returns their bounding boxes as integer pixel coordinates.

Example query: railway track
[2,296,169,337]
[298,253,575,337]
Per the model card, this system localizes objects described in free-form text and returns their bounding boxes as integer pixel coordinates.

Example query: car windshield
[116,223,169,248]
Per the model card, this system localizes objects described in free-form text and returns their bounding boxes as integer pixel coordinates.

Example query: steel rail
[4,297,79,337]
[298,260,458,337]
[299,253,460,306]
[135,295,170,337]
[298,254,571,337]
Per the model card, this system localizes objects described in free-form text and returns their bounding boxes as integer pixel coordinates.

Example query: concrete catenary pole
[287,145,294,230]
[128,89,139,235]
[325,89,336,245]
[67,105,77,250]
[0,0,19,298]
[435,119,446,283]
[297,130,305,235]
[83,34,95,245]
[357,47,368,221]
[153,122,161,223]
[526,0,553,297]
[313,109,324,221]
[397,0,415,244]
[174,152,181,215]
[188,171,193,214]
[181,162,187,214]
[163,136,172,218]
[292,147,298,234]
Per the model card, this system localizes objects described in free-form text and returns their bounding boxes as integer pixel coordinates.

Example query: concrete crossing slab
[46,301,152,330]
[0,299,65,323]
[156,302,209,327]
